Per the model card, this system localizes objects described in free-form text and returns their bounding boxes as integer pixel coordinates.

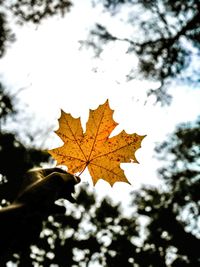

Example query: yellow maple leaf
[48,100,146,186]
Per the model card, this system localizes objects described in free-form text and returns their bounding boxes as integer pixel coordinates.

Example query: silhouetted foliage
[0,0,72,57]
[0,86,49,204]
[1,1,199,104]
[133,117,200,266]
[4,185,140,266]
[85,0,200,103]
[0,84,50,265]
[0,83,16,123]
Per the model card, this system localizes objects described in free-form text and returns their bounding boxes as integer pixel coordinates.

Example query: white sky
[0,0,200,204]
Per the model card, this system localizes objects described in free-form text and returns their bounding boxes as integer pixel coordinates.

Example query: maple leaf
[48,100,146,186]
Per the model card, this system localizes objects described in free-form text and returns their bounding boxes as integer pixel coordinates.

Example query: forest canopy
[0,1,199,266]
[83,0,200,103]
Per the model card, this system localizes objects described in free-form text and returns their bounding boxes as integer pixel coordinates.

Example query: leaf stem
[77,164,88,177]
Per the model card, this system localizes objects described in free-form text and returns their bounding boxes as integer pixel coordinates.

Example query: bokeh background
[0,0,199,266]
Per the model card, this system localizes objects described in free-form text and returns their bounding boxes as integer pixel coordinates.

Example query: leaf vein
[63,116,87,161]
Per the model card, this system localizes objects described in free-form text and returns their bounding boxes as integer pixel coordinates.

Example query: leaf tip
[60,108,65,116]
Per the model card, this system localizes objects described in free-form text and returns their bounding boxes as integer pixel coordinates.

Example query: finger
[42,169,81,185]
[41,167,67,177]
[59,175,80,202]
[73,175,81,184]
[59,173,81,185]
